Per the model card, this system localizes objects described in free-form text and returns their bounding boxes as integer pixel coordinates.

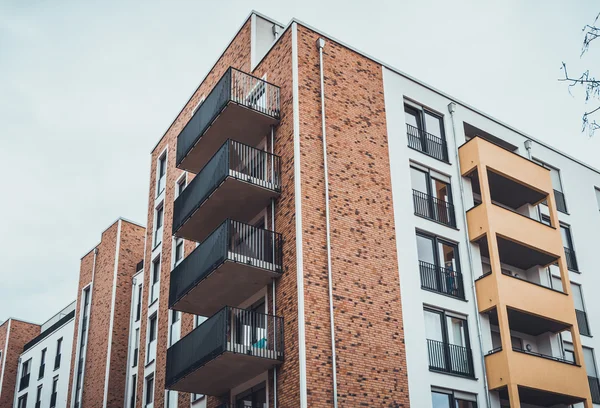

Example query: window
[595,188,600,212]
[147,313,157,363]
[176,174,187,197]
[411,166,455,226]
[150,257,160,303]
[156,153,167,195]
[17,394,27,408]
[36,385,42,407]
[174,239,184,266]
[136,284,142,321]
[405,103,448,162]
[432,390,477,408]
[424,308,473,377]
[490,330,523,351]
[194,315,207,328]
[39,348,46,379]
[534,160,567,213]
[54,338,62,369]
[169,310,180,347]
[560,224,579,271]
[154,205,164,247]
[74,287,90,407]
[145,374,154,406]
[416,233,463,298]
[20,358,31,390]
[130,374,137,408]
[572,283,591,336]
[50,376,58,408]
[235,383,266,407]
[133,328,140,367]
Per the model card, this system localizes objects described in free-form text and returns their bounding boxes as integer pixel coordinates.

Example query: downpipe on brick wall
[317,37,339,408]
[270,126,278,408]
[448,102,491,408]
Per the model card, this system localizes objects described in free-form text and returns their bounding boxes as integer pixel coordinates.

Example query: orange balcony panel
[466,203,562,258]
[475,273,574,326]
[485,349,590,402]
[459,137,552,195]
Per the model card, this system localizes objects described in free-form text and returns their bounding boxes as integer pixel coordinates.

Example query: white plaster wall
[383,63,600,407]
[14,318,75,408]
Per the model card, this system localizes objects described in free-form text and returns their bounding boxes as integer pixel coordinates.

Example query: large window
[130,374,137,408]
[19,358,31,390]
[405,104,448,162]
[424,308,473,377]
[50,376,58,408]
[174,238,184,266]
[154,205,164,247]
[534,159,567,213]
[572,283,591,336]
[17,394,27,408]
[169,310,180,347]
[595,188,600,212]
[133,328,140,367]
[236,382,267,408]
[432,389,477,408]
[416,233,463,299]
[145,374,155,406]
[150,256,160,304]
[135,283,142,321]
[560,224,579,272]
[147,313,157,364]
[156,152,167,196]
[411,166,455,227]
[54,338,62,369]
[39,348,46,379]
[36,385,42,407]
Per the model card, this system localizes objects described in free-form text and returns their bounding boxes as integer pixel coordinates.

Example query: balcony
[177,68,280,173]
[412,190,456,227]
[173,139,281,243]
[426,339,474,378]
[165,306,283,396]
[419,261,464,299]
[170,219,283,316]
[485,346,589,405]
[564,246,579,272]
[406,124,448,162]
[576,309,591,336]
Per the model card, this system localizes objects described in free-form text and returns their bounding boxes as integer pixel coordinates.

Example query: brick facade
[0,319,40,408]
[136,13,409,408]
[66,219,144,408]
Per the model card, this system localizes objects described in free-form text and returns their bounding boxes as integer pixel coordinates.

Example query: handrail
[412,189,456,227]
[406,124,448,162]
[419,260,464,299]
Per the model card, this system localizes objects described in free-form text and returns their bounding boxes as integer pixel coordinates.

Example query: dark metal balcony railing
[564,247,579,272]
[426,339,474,377]
[419,260,464,299]
[589,376,600,404]
[413,189,456,227]
[407,124,449,162]
[576,309,591,337]
[176,67,280,168]
[554,189,568,213]
[170,219,283,309]
[513,346,575,365]
[165,306,284,389]
[173,139,282,237]
[19,373,30,391]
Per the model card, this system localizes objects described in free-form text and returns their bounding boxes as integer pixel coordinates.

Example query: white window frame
[175,172,187,199]
[153,202,164,248]
[150,255,161,305]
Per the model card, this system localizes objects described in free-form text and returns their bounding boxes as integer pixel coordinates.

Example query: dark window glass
[149,316,157,342]
[145,375,154,405]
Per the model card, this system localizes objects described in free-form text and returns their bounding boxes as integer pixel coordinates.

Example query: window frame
[145,373,155,406]
[156,149,168,197]
[424,307,471,350]
[153,203,164,248]
[404,101,448,162]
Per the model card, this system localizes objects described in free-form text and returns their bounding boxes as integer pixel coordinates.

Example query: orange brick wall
[66,219,144,408]
[0,319,40,408]
[295,24,410,407]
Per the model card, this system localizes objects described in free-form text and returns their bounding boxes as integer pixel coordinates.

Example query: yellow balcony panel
[476,274,573,328]
[485,348,589,404]
[459,137,552,195]
[466,203,562,258]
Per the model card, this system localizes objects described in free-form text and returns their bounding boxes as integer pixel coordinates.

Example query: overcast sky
[1,0,599,324]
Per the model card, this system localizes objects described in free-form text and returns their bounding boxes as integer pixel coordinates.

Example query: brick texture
[0,319,40,408]
[66,219,144,408]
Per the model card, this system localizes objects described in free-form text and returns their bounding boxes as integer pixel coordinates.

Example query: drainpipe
[270,126,278,408]
[447,102,491,408]
[317,37,339,408]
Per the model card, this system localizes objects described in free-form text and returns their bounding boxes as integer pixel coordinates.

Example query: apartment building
[65,217,145,408]
[0,319,40,407]
[13,302,76,408]
[125,10,600,408]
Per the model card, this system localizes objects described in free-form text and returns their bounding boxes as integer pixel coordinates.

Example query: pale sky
[1,0,599,324]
